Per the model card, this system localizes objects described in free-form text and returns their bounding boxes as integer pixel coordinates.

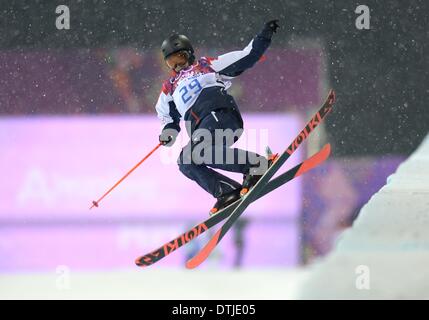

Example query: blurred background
[0,0,428,298]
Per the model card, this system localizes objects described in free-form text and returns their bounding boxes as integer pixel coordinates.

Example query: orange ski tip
[324,143,332,154]
[296,143,331,177]
[210,207,218,214]
[186,230,221,269]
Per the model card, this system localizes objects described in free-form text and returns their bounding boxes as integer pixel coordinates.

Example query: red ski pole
[90,143,162,210]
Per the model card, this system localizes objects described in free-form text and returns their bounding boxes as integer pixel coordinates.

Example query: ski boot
[210,188,241,216]
[240,146,279,196]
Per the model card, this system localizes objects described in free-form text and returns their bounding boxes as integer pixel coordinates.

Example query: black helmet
[161,34,195,64]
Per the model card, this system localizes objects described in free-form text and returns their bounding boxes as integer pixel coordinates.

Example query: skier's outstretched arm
[207,19,279,78]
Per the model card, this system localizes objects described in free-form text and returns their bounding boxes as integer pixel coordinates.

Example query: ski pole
[90,143,162,210]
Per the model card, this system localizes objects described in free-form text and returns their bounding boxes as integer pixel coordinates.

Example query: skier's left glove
[260,19,280,39]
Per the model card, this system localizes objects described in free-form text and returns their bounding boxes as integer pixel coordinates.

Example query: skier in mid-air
[156,20,280,215]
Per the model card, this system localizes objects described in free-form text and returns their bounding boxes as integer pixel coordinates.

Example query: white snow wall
[298,134,429,299]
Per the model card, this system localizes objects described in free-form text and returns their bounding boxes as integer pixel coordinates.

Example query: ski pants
[178,108,265,198]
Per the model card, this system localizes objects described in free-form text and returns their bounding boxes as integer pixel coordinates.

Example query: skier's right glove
[159,128,179,147]
[260,19,280,39]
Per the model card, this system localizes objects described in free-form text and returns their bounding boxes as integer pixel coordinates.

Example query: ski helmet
[161,34,195,64]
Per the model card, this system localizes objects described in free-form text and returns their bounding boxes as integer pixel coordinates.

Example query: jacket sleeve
[207,31,272,78]
[155,88,181,132]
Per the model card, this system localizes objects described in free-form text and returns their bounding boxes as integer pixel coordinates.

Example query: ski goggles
[165,51,190,72]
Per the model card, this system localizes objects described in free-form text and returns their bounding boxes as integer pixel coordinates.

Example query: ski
[186,89,336,269]
[135,143,331,267]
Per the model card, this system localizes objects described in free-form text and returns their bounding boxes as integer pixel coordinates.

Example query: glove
[260,19,280,39]
[159,128,179,147]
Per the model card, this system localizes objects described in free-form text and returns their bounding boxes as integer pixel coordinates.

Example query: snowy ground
[298,134,429,299]
[1,135,428,300]
[0,268,309,300]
